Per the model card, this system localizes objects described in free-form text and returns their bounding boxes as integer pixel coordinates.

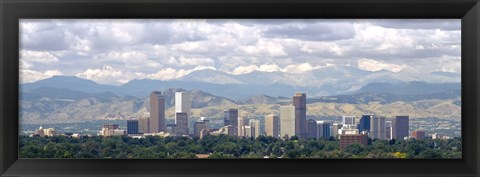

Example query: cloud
[263,21,355,41]
[19,69,63,83]
[76,65,123,85]
[19,19,461,85]
[20,50,59,64]
[231,63,328,75]
[146,68,190,80]
[371,19,460,31]
[165,56,215,67]
[237,39,288,57]
[357,59,407,73]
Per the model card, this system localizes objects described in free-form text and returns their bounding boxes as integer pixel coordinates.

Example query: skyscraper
[175,112,189,135]
[127,120,139,135]
[392,115,409,140]
[249,118,261,138]
[265,115,279,138]
[385,120,393,140]
[237,117,248,137]
[150,91,165,133]
[193,118,210,137]
[293,93,307,138]
[358,115,372,132]
[306,119,317,139]
[175,92,191,114]
[370,116,386,140]
[224,109,238,135]
[138,114,150,133]
[332,123,343,139]
[280,105,295,138]
[316,121,331,139]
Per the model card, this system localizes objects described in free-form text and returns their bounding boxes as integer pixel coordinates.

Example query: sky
[20,19,461,85]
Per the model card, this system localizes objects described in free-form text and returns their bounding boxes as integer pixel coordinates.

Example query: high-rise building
[342,116,356,126]
[244,125,253,137]
[138,114,150,133]
[127,120,139,135]
[358,115,372,132]
[306,119,317,139]
[332,123,343,139]
[249,119,261,138]
[175,112,189,135]
[411,130,426,140]
[265,115,279,138]
[385,120,392,140]
[224,109,238,135]
[237,117,248,137]
[339,134,368,150]
[175,92,191,114]
[316,121,331,139]
[293,93,307,138]
[194,118,210,137]
[280,105,295,138]
[392,116,409,140]
[150,91,165,133]
[370,116,386,140]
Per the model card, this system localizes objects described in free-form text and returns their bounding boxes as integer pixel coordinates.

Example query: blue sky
[20,19,461,85]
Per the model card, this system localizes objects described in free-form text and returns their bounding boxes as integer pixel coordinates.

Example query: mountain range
[22,66,460,99]
[20,68,461,124]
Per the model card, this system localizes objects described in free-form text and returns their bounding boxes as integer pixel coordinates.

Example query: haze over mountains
[20,68,461,124]
[22,66,460,99]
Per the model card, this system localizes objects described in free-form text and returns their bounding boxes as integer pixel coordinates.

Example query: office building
[237,117,248,137]
[224,109,238,135]
[370,116,386,140]
[332,123,343,139]
[432,133,450,140]
[385,120,392,140]
[249,119,261,138]
[392,116,409,140]
[280,105,295,138]
[293,93,307,138]
[316,121,331,139]
[212,125,237,136]
[244,125,253,137]
[342,116,356,126]
[150,91,165,133]
[175,112,189,135]
[411,130,426,140]
[265,115,279,138]
[166,124,176,134]
[339,134,368,150]
[138,114,150,133]
[175,92,191,114]
[99,124,125,137]
[358,115,372,132]
[194,118,210,137]
[127,120,139,135]
[306,119,317,139]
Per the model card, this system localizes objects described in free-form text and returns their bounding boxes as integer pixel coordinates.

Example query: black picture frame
[1,0,479,176]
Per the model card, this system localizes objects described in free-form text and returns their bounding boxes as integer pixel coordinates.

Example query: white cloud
[19,69,63,84]
[76,65,123,85]
[282,63,323,74]
[165,56,215,67]
[357,58,407,73]
[146,68,189,80]
[20,50,59,64]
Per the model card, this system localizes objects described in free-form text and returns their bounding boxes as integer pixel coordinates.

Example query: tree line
[19,135,462,159]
